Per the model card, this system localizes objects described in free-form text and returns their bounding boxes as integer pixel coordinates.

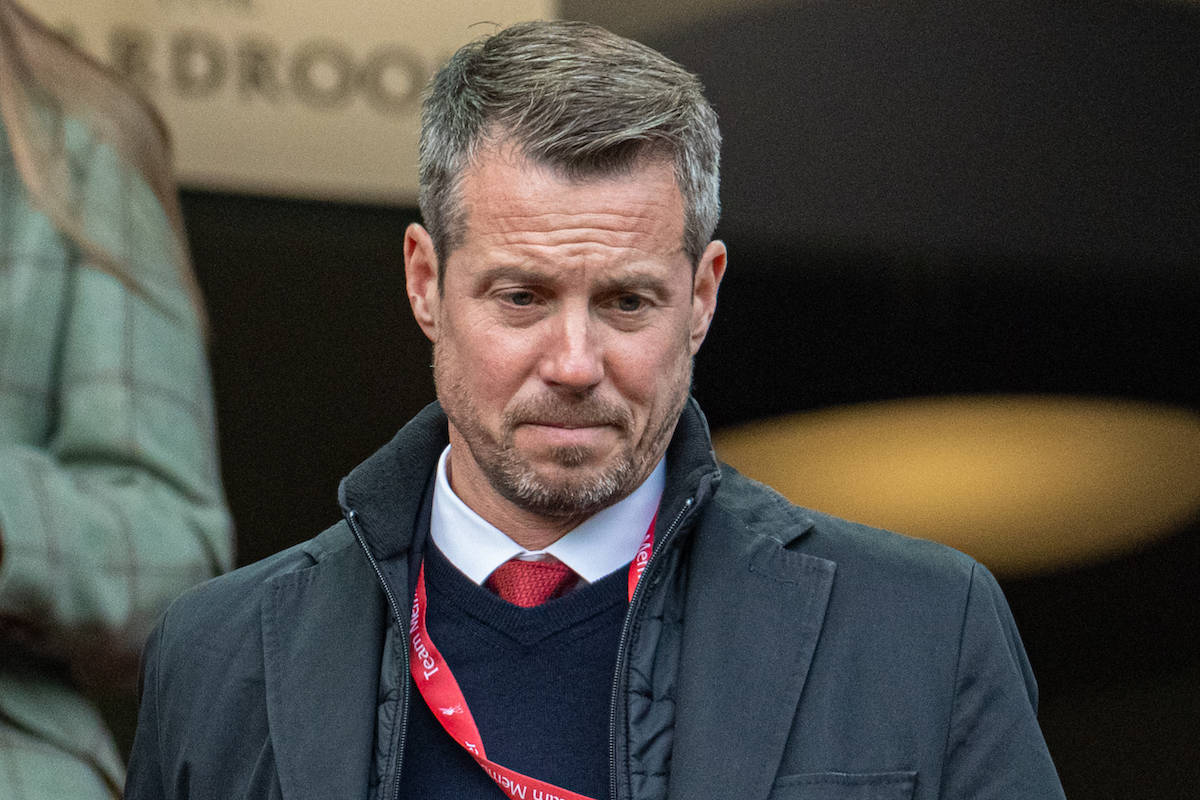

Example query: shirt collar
[430,445,665,585]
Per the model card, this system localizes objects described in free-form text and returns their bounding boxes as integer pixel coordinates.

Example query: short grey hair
[418,20,721,280]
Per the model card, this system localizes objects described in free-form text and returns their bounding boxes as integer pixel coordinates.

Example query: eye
[613,294,647,313]
[502,290,537,307]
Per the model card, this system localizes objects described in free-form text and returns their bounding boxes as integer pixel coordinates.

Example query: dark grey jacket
[126,400,1065,800]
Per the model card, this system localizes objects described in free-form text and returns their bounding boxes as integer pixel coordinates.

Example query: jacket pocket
[768,770,917,800]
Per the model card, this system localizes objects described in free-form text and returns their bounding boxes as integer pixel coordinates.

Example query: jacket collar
[337,400,449,562]
[660,396,724,530]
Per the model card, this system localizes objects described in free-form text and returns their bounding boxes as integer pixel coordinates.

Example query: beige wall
[21,0,556,203]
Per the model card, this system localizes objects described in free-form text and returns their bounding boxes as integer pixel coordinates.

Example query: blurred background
[22,0,1199,796]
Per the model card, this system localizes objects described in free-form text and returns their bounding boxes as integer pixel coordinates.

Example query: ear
[689,240,727,355]
[404,222,441,342]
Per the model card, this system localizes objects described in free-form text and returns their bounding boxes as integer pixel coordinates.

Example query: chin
[526,462,610,493]
[501,458,637,518]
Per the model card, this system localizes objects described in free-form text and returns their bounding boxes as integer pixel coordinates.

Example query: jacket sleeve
[0,116,234,685]
[938,562,1066,799]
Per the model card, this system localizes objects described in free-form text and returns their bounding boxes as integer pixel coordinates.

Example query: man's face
[405,144,725,530]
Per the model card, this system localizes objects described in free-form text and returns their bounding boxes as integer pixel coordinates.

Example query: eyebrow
[593,273,672,299]
[474,266,549,288]
[473,266,673,298]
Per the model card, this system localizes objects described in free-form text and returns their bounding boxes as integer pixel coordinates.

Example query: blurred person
[126,20,1063,800]
[0,1,233,797]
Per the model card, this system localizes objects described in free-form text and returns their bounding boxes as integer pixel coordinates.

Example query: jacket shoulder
[710,462,1034,698]
[712,463,980,591]
[155,521,356,645]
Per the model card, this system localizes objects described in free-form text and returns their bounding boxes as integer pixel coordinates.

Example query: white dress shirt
[430,445,665,585]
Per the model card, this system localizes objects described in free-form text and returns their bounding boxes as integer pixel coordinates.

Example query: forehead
[452,145,687,263]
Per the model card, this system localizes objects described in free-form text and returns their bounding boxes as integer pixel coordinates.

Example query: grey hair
[417,20,721,280]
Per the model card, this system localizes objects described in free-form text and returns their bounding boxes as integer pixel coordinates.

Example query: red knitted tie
[485,557,578,607]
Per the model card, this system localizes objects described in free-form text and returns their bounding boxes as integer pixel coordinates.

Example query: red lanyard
[408,516,656,800]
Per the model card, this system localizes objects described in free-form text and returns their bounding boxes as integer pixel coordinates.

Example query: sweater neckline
[422,541,628,647]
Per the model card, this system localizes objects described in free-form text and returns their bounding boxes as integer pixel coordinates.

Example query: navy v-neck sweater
[396,543,629,799]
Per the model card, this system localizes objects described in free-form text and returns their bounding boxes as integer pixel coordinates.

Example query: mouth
[517,421,619,448]
[524,420,615,429]
[505,397,632,446]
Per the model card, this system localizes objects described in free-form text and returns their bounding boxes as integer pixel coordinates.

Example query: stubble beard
[434,346,691,520]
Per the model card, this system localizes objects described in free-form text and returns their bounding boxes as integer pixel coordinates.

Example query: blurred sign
[20,0,557,203]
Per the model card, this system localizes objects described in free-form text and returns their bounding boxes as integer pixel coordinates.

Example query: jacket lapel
[669,512,835,800]
[262,534,388,800]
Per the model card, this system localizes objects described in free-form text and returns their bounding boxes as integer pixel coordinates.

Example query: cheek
[447,323,537,397]
[611,334,691,411]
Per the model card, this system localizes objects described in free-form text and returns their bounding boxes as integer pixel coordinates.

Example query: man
[126,20,1065,800]
[0,1,232,797]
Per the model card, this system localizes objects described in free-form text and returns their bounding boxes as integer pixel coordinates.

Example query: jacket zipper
[608,496,695,800]
[346,509,411,800]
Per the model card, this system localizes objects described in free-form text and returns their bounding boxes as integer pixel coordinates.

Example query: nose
[538,305,604,392]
